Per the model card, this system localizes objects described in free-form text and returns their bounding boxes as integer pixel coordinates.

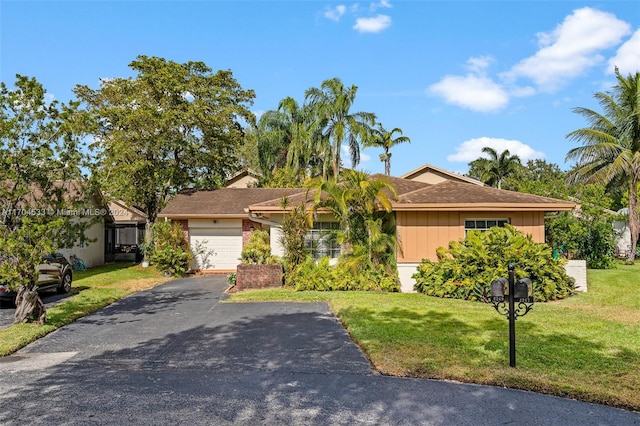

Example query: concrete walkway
[0,276,637,425]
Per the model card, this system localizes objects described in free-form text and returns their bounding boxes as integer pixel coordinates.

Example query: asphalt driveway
[0,275,637,425]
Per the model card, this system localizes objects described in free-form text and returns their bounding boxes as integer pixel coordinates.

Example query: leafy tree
[305,78,376,178]
[566,69,640,264]
[468,147,522,189]
[75,56,255,245]
[546,184,616,269]
[0,75,90,322]
[365,123,411,176]
[507,159,572,199]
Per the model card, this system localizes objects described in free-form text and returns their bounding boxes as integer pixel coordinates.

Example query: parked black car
[0,253,73,304]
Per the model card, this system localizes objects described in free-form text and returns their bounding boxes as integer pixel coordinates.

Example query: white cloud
[608,29,640,75]
[324,5,346,22]
[428,74,509,113]
[506,7,631,92]
[370,0,392,12]
[447,137,545,163]
[342,144,371,166]
[465,55,494,74]
[353,14,392,33]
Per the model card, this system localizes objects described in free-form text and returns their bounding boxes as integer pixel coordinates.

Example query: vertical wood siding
[397,210,546,262]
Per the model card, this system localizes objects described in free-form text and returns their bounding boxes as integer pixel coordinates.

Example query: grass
[229,262,640,411]
[0,263,170,357]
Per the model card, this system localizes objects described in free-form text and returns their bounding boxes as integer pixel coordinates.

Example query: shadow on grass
[335,304,640,410]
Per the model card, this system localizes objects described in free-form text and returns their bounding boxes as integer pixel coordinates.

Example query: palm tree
[255,97,314,183]
[309,170,396,259]
[367,124,411,176]
[473,147,522,189]
[305,78,376,179]
[566,69,640,264]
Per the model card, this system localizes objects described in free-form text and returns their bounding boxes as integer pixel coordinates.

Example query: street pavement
[0,275,637,425]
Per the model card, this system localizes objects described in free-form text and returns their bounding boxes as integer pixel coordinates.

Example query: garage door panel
[189,227,242,270]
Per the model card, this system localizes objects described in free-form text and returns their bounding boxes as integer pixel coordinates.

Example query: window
[305,222,341,259]
[465,218,509,236]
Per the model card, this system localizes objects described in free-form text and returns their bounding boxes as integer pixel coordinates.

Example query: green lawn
[230,262,640,411]
[0,263,170,356]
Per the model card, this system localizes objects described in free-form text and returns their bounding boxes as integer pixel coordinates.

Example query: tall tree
[468,147,522,189]
[366,123,411,176]
[566,69,640,264]
[509,159,572,199]
[309,170,396,261]
[75,56,255,243]
[305,78,376,178]
[0,75,90,322]
[256,97,315,183]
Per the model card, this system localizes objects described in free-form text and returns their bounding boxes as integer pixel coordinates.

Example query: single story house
[104,200,147,262]
[158,164,575,292]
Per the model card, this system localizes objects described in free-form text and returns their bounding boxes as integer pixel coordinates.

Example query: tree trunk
[14,286,46,324]
[144,219,154,260]
[626,178,638,265]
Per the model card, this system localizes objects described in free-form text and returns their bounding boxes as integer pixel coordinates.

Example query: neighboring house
[104,200,147,263]
[225,169,260,188]
[158,165,575,291]
[401,163,484,186]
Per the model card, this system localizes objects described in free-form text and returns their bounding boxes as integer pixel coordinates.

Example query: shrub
[241,229,277,265]
[149,221,193,276]
[412,225,575,302]
[286,257,400,292]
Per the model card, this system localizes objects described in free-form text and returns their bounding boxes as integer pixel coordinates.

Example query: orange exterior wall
[396,211,546,263]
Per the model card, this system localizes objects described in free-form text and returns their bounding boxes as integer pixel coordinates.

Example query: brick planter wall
[231,264,283,292]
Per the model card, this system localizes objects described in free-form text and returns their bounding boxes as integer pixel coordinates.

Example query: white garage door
[189,227,242,270]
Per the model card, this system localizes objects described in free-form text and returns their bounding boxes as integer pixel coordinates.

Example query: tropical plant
[149,221,193,276]
[413,225,575,302]
[366,123,411,176]
[566,69,640,265]
[287,257,399,292]
[278,199,312,276]
[468,147,522,189]
[305,77,376,178]
[546,184,616,269]
[309,170,396,257]
[241,228,278,265]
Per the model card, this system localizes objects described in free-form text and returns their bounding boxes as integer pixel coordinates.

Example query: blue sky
[2,1,639,177]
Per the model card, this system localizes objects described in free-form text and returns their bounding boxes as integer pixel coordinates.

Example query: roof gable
[401,163,484,186]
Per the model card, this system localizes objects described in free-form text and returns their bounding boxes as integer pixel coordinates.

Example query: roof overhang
[391,202,576,212]
[157,213,248,220]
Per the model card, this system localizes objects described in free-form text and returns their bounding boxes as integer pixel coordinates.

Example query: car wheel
[57,272,72,294]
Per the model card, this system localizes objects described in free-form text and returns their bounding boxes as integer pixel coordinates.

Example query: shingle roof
[159,176,575,218]
[158,188,306,218]
[395,180,575,211]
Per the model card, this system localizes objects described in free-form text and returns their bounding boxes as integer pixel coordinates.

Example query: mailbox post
[488,264,533,367]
